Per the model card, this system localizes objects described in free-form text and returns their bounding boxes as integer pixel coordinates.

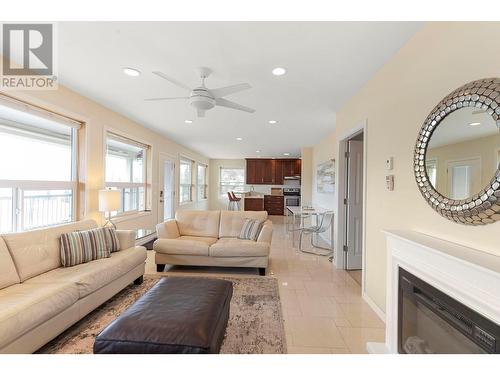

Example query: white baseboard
[362,291,386,323]
[366,342,389,354]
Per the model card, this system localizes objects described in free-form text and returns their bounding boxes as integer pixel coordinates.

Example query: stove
[283,188,301,214]
[283,187,300,196]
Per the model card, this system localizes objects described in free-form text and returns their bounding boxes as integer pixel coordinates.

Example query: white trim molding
[362,291,386,323]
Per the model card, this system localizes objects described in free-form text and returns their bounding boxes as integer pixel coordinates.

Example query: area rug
[37,275,287,354]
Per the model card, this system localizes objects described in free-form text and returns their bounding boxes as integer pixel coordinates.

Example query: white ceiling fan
[146,67,255,118]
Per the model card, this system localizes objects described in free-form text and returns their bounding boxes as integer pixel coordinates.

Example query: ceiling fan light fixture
[272,67,286,76]
[123,67,141,77]
[148,68,255,118]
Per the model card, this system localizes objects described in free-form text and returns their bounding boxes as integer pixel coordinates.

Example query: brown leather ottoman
[93,277,233,354]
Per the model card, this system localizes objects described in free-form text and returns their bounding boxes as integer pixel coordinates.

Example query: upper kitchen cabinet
[246,158,301,185]
[281,159,294,178]
[246,159,258,184]
[262,159,276,184]
[293,159,302,176]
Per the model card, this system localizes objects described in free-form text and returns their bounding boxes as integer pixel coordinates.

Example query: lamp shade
[98,189,121,212]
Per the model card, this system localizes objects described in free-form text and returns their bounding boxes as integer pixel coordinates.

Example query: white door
[158,154,175,222]
[446,158,481,200]
[346,140,363,270]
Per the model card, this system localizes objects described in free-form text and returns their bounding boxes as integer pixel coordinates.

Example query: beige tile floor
[144,215,385,354]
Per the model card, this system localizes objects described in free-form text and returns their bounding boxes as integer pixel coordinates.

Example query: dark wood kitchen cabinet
[244,197,264,211]
[262,159,276,184]
[264,195,284,215]
[246,158,301,185]
[293,159,302,175]
[281,159,295,177]
[246,159,258,184]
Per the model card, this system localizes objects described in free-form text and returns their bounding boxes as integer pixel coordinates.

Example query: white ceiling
[428,108,500,149]
[57,22,422,159]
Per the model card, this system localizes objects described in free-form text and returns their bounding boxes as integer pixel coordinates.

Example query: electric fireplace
[398,267,500,354]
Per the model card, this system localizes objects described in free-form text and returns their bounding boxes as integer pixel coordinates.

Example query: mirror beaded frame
[414,78,500,225]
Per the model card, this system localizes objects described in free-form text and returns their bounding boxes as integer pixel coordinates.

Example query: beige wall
[5,85,209,231]
[328,21,500,312]
[300,147,313,206]
[312,132,338,213]
[209,159,245,210]
[427,134,500,196]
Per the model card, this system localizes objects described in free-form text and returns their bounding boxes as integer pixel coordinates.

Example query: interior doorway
[345,132,364,271]
[335,121,367,289]
[158,153,176,223]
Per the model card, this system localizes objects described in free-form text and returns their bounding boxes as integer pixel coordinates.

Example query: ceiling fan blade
[152,71,192,91]
[197,109,206,118]
[215,98,255,113]
[210,83,251,98]
[144,97,189,101]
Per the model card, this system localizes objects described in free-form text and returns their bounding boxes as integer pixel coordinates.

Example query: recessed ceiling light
[268,120,278,124]
[184,120,193,124]
[123,67,141,77]
[272,67,286,76]
[236,137,243,141]
[283,153,290,156]
[469,122,481,126]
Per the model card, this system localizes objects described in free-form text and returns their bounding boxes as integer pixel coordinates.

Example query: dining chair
[297,211,334,257]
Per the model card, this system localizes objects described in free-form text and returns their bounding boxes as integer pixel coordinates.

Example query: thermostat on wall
[386,175,395,191]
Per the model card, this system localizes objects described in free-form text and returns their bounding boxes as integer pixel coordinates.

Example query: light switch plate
[385,157,394,170]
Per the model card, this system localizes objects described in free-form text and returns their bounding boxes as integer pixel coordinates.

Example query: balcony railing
[0,191,72,233]
[0,196,13,233]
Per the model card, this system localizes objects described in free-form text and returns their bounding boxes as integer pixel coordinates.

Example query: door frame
[157,152,177,224]
[335,119,368,291]
[445,156,482,199]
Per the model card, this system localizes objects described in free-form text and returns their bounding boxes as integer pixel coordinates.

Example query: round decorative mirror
[414,78,500,225]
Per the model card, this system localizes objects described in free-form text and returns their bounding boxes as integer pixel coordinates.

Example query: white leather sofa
[154,210,272,275]
[0,219,147,354]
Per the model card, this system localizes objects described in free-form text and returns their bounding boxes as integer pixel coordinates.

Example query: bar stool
[227,191,241,210]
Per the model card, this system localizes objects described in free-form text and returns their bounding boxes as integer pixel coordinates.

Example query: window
[179,158,193,203]
[197,164,208,200]
[105,133,148,215]
[0,97,80,233]
[450,165,471,200]
[426,159,437,188]
[220,168,244,198]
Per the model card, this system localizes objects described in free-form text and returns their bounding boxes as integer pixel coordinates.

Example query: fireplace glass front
[398,267,500,354]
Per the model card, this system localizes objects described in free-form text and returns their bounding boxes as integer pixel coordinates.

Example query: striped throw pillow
[102,227,120,252]
[60,228,111,267]
[238,219,264,241]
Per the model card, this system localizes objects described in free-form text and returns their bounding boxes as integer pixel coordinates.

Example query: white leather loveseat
[0,219,147,354]
[154,210,273,275]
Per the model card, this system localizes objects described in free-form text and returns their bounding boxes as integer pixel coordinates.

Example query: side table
[135,229,157,250]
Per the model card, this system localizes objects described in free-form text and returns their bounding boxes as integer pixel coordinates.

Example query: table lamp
[99,189,121,228]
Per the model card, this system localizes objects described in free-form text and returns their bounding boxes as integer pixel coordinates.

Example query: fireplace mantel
[367,230,500,354]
